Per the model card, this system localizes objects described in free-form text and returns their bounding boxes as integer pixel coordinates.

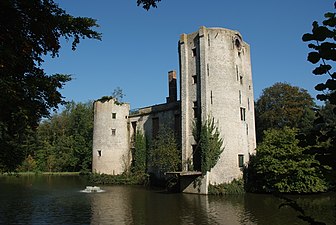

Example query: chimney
[166,70,177,103]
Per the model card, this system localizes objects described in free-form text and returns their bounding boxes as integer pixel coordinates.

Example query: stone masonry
[92,26,256,194]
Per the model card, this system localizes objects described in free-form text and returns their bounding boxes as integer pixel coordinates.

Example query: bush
[208,179,245,195]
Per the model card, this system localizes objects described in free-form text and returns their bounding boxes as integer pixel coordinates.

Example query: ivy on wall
[193,117,224,175]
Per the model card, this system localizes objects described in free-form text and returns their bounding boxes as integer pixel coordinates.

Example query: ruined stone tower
[179,26,256,185]
[92,26,256,193]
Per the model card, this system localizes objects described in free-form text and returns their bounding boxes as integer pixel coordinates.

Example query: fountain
[81,186,105,193]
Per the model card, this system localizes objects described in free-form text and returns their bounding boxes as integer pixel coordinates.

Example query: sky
[43,0,334,109]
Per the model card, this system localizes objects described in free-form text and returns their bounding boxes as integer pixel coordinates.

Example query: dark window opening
[112,113,116,119]
[240,107,246,121]
[131,122,137,141]
[240,75,243,85]
[193,101,198,118]
[211,91,213,105]
[238,154,244,167]
[246,123,249,135]
[192,48,197,57]
[236,65,239,81]
[193,144,201,171]
[192,75,197,84]
[239,90,242,104]
[152,117,159,138]
[97,150,102,157]
[111,129,116,136]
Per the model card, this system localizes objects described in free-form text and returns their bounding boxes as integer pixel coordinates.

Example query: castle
[92,26,256,194]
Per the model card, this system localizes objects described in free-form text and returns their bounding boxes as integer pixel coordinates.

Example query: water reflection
[0,176,335,225]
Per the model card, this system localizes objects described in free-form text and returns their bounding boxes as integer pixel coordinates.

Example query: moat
[0,175,335,225]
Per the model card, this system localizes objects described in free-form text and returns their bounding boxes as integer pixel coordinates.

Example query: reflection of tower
[92,99,130,174]
[179,26,256,184]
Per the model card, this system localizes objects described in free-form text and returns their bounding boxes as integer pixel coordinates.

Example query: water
[0,175,335,225]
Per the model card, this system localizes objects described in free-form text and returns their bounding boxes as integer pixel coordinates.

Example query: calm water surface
[0,175,335,225]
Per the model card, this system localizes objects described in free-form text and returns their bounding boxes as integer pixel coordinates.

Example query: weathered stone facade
[92,26,256,193]
[179,27,256,188]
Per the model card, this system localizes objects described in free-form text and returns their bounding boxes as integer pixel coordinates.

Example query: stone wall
[92,99,130,174]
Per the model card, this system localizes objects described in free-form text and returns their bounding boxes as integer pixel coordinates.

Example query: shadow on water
[0,176,335,225]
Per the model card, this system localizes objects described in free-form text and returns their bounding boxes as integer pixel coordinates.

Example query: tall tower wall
[92,99,130,175]
[179,26,256,184]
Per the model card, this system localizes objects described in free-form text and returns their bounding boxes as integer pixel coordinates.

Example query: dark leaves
[307,52,320,64]
[312,64,331,75]
[137,0,161,10]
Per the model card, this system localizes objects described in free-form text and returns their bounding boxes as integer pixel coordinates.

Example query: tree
[246,127,328,193]
[137,0,161,10]
[193,118,224,175]
[302,2,336,106]
[34,101,93,172]
[149,126,180,174]
[0,0,101,171]
[301,2,336,184]
[132,130,147,173]
[255,82,315,142]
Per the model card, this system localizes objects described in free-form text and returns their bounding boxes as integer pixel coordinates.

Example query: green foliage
[132,130,147,173]
[193,118,224,175]
[88,172,149,185]
[255,82,315,142]
[208,179,245,195]
[149,127,181,174]
[26,101,94,172]
[0,0,101,171]
[246,127,328,193]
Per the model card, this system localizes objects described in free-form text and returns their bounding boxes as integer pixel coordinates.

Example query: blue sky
[44,0,334,109]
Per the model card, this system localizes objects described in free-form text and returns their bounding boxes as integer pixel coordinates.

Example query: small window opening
[193,101,198,118]
[211,91,213,105]
[239,90,242,104]
[246,123,249,135]
[112,113,116,119]
[207,64,210,76]
[240,107,246,121]
[248,98,250,110]
[208,34,210,47]
[192,75,197,84]
[238,154,244,167]
[240,76,243,85]
[97,150,102,157]
[236,65,239,81]
[111,128,116,136]
[192,48,197,57]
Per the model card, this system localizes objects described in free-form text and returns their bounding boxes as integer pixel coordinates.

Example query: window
[238,154,244,167]
[246,123,249,135]
[211,91,213,105]
[239,90,242,104]
[240,107,246,121]
[207,63,210,76]
[192,75,197,84]
[111,128,116,136]
[240,75,243,85]
[248,98,250,110]
[193,101,198,118]
[236,65,239,81]
[152,117,159,138]
[192,48,197,57]
[112,113,116,119]
[97,150,102,157]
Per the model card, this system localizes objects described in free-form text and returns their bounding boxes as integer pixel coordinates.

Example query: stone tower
[179,26,256,185]
[92,99,130,175]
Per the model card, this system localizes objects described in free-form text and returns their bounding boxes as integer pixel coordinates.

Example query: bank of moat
[92,26,256,194]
